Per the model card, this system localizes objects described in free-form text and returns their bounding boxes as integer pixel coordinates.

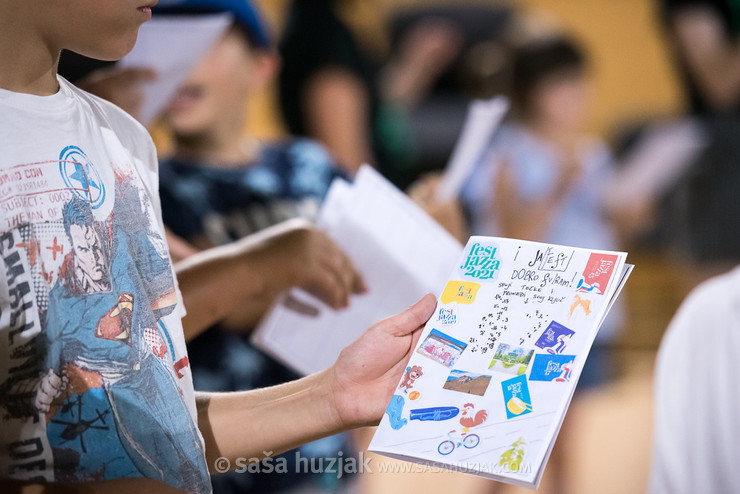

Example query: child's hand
[407,172,466,242]
[249,218,366,309]
[176,218,366,338]
[325,294,436,428]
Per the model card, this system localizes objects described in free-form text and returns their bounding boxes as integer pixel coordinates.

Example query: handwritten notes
[370,236,631,489]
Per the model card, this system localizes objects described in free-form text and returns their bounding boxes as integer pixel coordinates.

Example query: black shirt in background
[278,0,410,186]
[660,0,740,115]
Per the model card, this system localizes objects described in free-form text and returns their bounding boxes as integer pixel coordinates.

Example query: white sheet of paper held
[252,166,463,376]
[118,13,232,126]
[437,96,509,202]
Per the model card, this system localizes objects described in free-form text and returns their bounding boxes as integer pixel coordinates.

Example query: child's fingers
[381,293,437,337]
[321,255,353,303]
[304,268,347,309]
[352,270,368,294]
[319,236,365,298]
[335,250,365,295]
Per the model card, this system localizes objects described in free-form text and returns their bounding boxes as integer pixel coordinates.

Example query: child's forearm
[174,219,364,341]
[193,293,437,473]
[195,369,344,472]
[174,233,272,341]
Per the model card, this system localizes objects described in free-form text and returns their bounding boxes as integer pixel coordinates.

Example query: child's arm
[195,294,436,470]
[303,68,374,174]
[0,295,435,492]
[175,218,365,341]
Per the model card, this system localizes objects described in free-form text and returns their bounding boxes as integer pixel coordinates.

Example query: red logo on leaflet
[576,254,618,295]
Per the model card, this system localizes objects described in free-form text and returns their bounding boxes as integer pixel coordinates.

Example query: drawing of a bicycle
[437,430,480,455]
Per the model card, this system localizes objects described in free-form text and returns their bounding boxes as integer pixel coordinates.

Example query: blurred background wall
[248,0,685,141]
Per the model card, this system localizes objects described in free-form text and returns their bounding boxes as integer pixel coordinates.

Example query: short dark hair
[62,196,94,240]
[509,36,587,117]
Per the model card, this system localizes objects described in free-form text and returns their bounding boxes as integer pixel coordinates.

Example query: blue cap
[152,0,271,49]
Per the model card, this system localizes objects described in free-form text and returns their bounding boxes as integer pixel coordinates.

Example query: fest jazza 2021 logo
[460,242,501,281]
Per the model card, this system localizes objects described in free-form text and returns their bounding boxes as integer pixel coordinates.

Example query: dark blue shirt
[160,138,344,244]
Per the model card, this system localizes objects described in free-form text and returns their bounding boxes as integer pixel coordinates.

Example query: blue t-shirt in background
[160,138,345,244]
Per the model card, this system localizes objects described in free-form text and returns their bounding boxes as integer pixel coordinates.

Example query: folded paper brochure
[369,237,632,488]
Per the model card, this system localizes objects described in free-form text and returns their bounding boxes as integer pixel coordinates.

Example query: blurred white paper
[605,119,706,208]
[252,166,463,376]
[437,96,509,202]
[119,13,232,126]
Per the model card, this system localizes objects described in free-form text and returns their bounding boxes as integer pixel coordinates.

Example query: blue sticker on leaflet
[529,354,575,382]
[385,394,408,430]
[501,375,532,419]
[534,321,575,354]
[409,406,460,422]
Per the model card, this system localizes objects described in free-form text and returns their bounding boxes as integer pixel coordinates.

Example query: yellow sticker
[506,397,532,416]
[440,280,481,305]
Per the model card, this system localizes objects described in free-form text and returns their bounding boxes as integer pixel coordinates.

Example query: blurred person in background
[461,35,622,492]
[462,35,618,275]
[278,0,463,187]
[152,1,362,492]
[654,0,740,264]
[661,0,740,115]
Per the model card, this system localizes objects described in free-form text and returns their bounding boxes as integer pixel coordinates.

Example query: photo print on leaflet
[416,329,467,367]
[442,369,492,397]
[489,343,535,376]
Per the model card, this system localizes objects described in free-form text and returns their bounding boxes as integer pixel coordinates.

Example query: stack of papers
[252,166,464,376]
[369,237,632,488]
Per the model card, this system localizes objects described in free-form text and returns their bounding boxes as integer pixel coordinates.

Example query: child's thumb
[385,293,437,337]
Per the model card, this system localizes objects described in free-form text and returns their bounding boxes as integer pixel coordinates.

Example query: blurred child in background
[462,34,622,493]
[462,35,621,347]
[463,36,617,255]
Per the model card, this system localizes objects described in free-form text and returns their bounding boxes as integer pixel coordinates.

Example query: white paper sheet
[118,13,233,126]
[604,119,706,209]
[252,166,463,376]
[437,96,509,202]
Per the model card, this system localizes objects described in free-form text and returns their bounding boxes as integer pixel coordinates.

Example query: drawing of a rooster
[459,403,488,432]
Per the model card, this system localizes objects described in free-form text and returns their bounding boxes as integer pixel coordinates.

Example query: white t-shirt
[0,76,211,493]
[650,265,740,494]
